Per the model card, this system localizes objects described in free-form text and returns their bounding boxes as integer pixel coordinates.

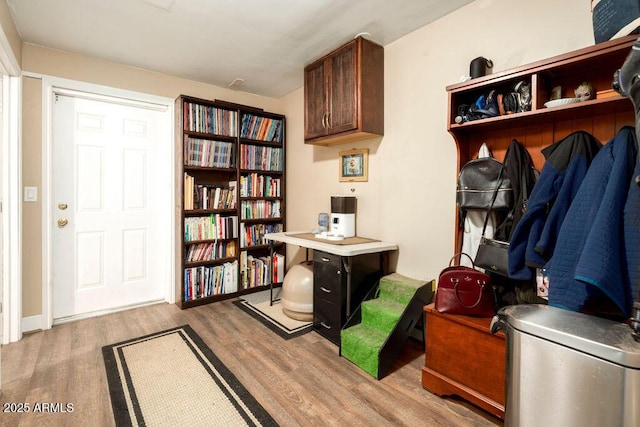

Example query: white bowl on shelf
[544,97,581,108]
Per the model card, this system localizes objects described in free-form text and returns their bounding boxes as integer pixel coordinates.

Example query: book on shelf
[240,200,281,219]
[273,252,285,284]
[183,177,237,211]
[185,137,234,168]
[239,222,283,248]
[185,240,238,263]
[224,262,238,293]
[240,173,281,198]
[184,215,239,241]
[183,101,238,136]
[184,260,238,301]
[240,113,284,142]
[239,252,285,288]
[240,145,283,171]
[184,173,195,209]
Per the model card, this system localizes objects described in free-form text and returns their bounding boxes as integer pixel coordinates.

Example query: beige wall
[280,0,596,282]
[20,44,282,317]
[22,76,41,315]
[20,0,597,317]
[0,0,21,67]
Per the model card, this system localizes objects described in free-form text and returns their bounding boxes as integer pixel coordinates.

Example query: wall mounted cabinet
[304,36,384,146]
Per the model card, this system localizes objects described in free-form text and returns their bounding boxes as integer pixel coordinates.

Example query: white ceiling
[7,0,473,98]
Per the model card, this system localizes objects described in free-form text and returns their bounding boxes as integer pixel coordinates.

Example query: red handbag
[435,253,495,317]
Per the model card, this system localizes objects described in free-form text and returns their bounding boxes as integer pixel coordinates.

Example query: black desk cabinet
[312,250,380,344]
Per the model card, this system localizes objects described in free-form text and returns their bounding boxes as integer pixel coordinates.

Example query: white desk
[265,231,398,343]
[264,231,398,257]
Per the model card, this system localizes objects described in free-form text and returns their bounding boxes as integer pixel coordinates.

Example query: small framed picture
[339,148,368,182]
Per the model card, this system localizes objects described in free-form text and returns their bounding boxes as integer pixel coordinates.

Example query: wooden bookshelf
[176,95,286,309]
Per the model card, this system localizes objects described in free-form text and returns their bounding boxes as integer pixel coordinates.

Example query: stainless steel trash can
[491,304,640,427]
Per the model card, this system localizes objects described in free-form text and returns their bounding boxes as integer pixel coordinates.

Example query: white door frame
[37,75,175,330]
[0,26,21,344]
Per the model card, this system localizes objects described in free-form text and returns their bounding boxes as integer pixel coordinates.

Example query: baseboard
[22,314,43,333]
[53,299,166,326]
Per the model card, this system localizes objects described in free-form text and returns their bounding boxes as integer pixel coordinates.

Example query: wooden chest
[422,303,505,419]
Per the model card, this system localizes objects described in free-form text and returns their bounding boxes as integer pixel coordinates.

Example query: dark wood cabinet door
[304,59,328,140]
[328,41,358,134]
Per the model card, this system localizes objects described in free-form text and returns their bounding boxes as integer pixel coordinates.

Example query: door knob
[57,218,68,227]
[58,202,68,210]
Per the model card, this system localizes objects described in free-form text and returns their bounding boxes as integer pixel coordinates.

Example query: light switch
[24,186,38,202]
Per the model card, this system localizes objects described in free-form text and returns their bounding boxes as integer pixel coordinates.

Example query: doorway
[47,85,174,324]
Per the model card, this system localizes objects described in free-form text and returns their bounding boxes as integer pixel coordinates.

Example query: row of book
[240,114,283,143]
[184,174,237,211]
[184,137,235,168]
[239,173,281,198]
[185,240,238,263]
[239,145,283,171]
[184,215,238,242]
[240,222,283,248]
[184,260,238,301]
[240,252,285,289]
[240,200,281,220]
[183,102,238,136]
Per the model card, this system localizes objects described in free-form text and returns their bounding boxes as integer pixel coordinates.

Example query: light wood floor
[1,299,502,427]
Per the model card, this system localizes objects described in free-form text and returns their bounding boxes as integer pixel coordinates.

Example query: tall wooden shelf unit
[446,35,637,250]
[422,36,638,418]
[176,95,286,309]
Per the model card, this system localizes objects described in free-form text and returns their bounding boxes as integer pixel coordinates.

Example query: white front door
[52,94,169,320]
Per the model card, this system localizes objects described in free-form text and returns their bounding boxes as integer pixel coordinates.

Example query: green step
[341,323,387,377]
[361,298,405,335]
[378,273,423,305]
[342,273,428,378]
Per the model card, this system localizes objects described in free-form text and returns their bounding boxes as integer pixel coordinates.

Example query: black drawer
[314,275,342,305]
[313,250,341,268]
[313,299,342,345]
[313,250,343,304]
[314,261,341,284]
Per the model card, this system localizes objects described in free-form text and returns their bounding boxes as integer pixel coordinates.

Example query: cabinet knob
[320,286,331,293]
[57,218,68,227]
[321,257,330,262]
[320,321,332,330]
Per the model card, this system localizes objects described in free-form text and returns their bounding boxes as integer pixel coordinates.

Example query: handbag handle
[449,252,476,268]
[453,280,486,308]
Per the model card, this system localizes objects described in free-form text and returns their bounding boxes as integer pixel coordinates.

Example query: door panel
[123,229,147,281]
[123,149,146,209]
[52,95,168,320]
[304,60,328,140]
[328,42,358,134]
[77,145,104,210]
[77,231,104,288]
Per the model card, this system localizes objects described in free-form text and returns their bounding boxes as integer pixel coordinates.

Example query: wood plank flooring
[1,300,503,426]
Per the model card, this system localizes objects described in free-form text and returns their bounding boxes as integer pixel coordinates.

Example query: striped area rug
[102,325,277,426]
[232,289,313,339]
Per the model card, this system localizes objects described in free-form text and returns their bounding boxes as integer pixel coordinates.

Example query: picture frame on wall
[339,148,368,182]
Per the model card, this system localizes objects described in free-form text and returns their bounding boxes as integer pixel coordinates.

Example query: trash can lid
[499,304,640,369]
